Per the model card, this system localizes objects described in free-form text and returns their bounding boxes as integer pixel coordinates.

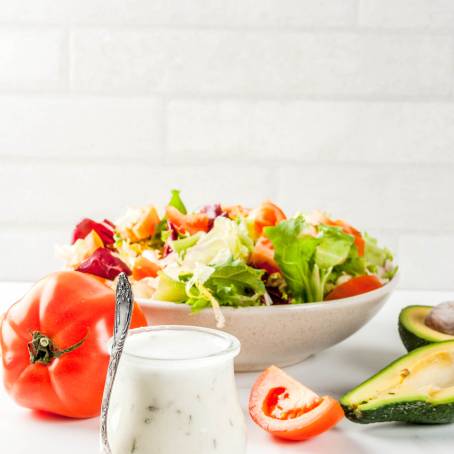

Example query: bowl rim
[137,272,399,313]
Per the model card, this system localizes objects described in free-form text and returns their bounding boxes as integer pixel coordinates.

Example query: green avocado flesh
[341,341,454,424]
[399,305,454,352]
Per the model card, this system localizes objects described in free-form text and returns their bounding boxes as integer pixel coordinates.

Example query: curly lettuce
[154,261,266,327]
[265,217,397,302]
[181,217,252,270]
[265,216,355,302]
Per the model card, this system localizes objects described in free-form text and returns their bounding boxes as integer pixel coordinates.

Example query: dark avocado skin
[342,401,454,424]
[398,322,432,352]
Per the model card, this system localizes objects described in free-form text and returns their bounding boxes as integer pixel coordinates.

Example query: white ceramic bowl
[137,275,398,372]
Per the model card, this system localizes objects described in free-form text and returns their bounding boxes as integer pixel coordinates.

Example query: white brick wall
[0,28,66,90]
[0,96,163,158]
[0,1,358,27]
[359,0,454,30]
[168,101,454,162]
[0,0,453,289]
[71,30,453,96]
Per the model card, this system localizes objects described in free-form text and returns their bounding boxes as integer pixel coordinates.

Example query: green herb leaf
[168,189,187,214]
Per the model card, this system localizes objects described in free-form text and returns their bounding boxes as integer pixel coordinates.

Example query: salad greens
[364,233,396,279]
[156,216,263,326]
[180,217,252,270]
[185,263,265,311]
[265,217,355,303]
[64,189,398,327]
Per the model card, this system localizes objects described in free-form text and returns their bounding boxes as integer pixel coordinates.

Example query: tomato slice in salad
[325,218,365,257]
[249,236,280,274]
[132,256,162,280]
[249,366,344,441]
[255,201,286,236]
[325,275,382,300]
[166,206,211,235]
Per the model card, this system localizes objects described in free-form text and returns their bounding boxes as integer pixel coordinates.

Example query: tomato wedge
[132,256,161,280]
[249,366,344,441]
[326,275,382,301]
[325,218,365,257]
[165,206,210,235]
[249,236,280,274]
[255,201,286,236]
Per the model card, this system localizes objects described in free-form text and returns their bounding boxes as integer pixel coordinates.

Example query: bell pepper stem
[27,331,86,365]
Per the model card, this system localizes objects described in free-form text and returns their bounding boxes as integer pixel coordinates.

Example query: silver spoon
[100,273,134,454]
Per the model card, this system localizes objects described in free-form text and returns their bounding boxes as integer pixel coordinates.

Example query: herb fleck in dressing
[107,327,246,454]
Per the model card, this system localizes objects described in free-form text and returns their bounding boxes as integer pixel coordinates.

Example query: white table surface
[1,282,453,454]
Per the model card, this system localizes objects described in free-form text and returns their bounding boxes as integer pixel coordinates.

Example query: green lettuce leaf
[206,263,265,306]
[336,245,366,277]
[265,217,355,303]
[153,271,187,302]
[171,232,203,255]
[156,262,266,311]
[182,217,252,270]
[265,216,318,303]
[186,262,266,311]
[364,232,393,268]
[315,225,354,269]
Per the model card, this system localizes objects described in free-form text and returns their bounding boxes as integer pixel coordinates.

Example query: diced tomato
[132,256,161,280]
[325,275,382,301]
[250,236,280,274]
[255,201,286,236]
[325,218,365,257]
[165,206,210,235]
[249,366,344,441]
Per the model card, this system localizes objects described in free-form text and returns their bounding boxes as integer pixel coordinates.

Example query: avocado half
[399,305,454,352]
[341,341,454,424]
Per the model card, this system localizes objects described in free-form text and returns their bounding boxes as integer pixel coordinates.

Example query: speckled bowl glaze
[137,275,398,372]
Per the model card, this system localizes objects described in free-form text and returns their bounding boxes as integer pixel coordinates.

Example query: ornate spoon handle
[100,273,134,454]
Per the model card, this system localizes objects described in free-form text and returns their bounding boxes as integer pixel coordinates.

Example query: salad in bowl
[59,190,397,329]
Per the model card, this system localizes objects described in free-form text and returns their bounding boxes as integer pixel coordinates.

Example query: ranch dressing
[107,326,246,454]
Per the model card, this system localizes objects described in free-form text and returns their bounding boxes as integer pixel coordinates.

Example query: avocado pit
[425,301,454,335]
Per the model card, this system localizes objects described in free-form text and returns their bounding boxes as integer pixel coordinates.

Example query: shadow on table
[25,409,99,431]
[292,343,403,397]
[331,344,402,374]
[270,426,368,454]
[360,422,454,441]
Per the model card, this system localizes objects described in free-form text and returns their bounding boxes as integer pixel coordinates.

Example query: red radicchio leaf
[76,248,131,280]
[72,218,115,245]
[200,203,224,230]
[102,218,116,229]
[162,220,178,257]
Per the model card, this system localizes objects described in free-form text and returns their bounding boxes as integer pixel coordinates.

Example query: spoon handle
[100,273,134,454]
